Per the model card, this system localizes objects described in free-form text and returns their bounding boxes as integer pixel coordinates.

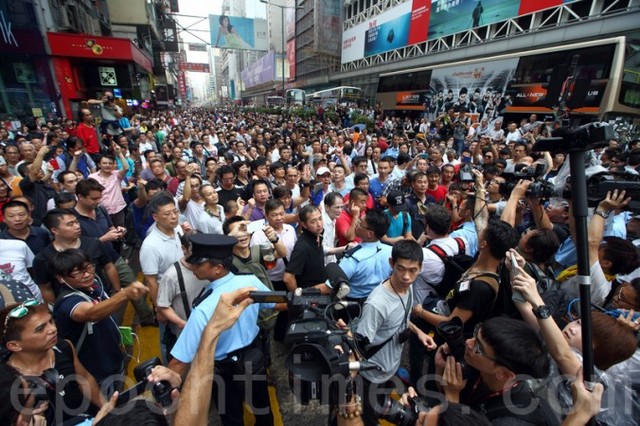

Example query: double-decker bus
[376,36,640,125]
[266,96,285,107]
[307,86,364,107]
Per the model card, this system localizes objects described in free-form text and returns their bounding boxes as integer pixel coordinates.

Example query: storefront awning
[47,32,153,73]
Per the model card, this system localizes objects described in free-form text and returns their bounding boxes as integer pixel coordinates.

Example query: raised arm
[471,169,488,237]
[500,180,530,227]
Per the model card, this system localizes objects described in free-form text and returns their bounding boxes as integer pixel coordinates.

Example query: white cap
[316,166,331,176]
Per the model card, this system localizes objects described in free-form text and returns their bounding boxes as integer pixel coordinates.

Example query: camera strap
[173,261,191,319]
[364,285,412,359]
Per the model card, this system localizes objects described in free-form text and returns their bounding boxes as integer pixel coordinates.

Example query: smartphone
[249,291,288,304]
[246,219,266,235]
[510,253,526,303]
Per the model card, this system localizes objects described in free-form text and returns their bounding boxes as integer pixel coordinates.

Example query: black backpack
[525,262,568,327]
[427,237,476,298]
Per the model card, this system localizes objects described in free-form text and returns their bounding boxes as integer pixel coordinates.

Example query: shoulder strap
[472,273,501,298]
[174,261,191,319]
[62,290,95,353]
[364,285,412,359]
[453,237,466,254]
[402,211,408,233]
[427,243,447,260]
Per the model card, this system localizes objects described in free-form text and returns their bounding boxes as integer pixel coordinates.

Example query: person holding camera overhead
[168,234,277,426]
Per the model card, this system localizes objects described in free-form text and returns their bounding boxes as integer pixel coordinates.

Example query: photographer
[353,240,436,425]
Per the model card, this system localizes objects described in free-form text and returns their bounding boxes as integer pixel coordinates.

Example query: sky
[174,0,269,99]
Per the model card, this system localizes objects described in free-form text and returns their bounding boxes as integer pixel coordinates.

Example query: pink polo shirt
[89,170,127,215]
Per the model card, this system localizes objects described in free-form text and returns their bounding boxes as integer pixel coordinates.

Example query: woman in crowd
[0,300,105,424]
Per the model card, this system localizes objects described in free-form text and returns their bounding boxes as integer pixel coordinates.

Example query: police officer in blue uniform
[337,209,393,319]
[168,233,275,426]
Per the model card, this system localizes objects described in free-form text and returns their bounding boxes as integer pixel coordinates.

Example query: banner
[396,91,428,110]
[180,62,210,73]
[241,51,276,89]
[210,14,268,51]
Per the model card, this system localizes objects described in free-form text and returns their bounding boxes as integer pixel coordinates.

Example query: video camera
[562,171,640,213]
[499,163,555,200]
[116,357,172,407]
[249,263,379,405]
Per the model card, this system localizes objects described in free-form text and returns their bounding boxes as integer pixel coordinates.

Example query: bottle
[260,241,276,270]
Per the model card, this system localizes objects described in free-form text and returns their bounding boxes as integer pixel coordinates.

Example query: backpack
[525,262,568,326]
[427,237,476,298]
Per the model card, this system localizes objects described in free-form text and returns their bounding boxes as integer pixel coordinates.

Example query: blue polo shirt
[171,272,274,362]
[0,226,51,256]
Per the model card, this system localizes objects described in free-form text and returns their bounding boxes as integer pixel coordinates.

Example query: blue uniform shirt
[338,242,393,298]
[171,272,273,362]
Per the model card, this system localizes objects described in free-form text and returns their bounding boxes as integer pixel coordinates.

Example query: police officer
[337,209,393,319]
[168,233,274,426]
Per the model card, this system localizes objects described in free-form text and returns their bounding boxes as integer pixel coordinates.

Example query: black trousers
[213,344,273,426]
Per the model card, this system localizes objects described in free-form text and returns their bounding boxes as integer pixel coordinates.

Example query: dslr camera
[116,357,172,407]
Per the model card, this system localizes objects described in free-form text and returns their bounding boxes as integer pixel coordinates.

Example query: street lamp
[260,0,302,98]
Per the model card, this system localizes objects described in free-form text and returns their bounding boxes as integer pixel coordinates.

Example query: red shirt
[335,209,362,247]
[76,123,100,154]
[344,192,375,211]
[426,185,448,204]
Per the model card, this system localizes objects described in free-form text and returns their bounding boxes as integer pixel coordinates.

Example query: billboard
[426,58,519,122]
[210,14,268,51]
[315,0,341,55]
[428,0,519,39]
[188,43,207,52]
[241,51,276,89]
[341,0,430,64]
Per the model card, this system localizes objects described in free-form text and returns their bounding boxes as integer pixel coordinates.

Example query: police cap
[186,234,237,264]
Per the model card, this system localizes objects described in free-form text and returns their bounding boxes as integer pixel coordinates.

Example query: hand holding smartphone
[510,252,527,303]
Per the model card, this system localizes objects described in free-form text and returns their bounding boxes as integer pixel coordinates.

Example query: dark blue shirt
[0,226,51,256]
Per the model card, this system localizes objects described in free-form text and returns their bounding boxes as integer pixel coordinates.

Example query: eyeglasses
[473,323,499,363]
[68,263,95,279]
[3,299,40,334]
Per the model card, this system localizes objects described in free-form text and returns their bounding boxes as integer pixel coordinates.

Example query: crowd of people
[0,92,639,426]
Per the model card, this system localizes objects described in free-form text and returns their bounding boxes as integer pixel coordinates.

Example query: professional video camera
[250,263,379,405]
[499,163,555,200]
[116,357,172,407]
[562,170,640,213]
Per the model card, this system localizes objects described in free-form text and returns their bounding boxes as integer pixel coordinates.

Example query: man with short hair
[88,144,129,227]
[216,165,243,208]
[369,157,393,207]
[284,205,330,293]
[335,187,368,247]
[242,179,271,222]
[354,240,436,425]
[168,234,275,426]
[1,200,51,255]
[76,108,101,156]
[34,208,121,304]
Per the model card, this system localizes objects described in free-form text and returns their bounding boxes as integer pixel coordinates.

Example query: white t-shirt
[0,240,42,301]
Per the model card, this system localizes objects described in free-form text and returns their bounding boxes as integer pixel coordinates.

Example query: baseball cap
[316,166,331,177]
[387,190,407,211]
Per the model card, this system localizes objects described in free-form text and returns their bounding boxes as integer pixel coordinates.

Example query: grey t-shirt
[357,283,411,383]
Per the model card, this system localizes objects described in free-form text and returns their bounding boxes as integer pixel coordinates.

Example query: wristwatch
[532,305,552,320]
[594,210,611,219]
[270,236,280,244]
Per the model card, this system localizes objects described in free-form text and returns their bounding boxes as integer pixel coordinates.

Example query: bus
[285,89,306,106]
[307,86,364,107]
[266,96,285,107]
[376,36,640,125]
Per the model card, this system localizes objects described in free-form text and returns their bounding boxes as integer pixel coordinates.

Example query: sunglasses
[3,299,40,335]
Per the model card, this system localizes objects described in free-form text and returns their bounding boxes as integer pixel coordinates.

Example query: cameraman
[353,240,436,425]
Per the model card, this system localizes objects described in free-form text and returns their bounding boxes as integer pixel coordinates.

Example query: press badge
[458,280,471,293]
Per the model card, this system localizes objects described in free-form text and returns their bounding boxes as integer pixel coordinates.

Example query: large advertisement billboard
[210,14,268,51]
[342,0,581,64]
[342,0,430,64]
[241,52,276,89]
[428,0,519,39]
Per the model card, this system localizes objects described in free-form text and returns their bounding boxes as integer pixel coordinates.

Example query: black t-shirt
[18,177,56,226]
[216,186,242,209]
[33,237,113,296]
[285,229,327,288]
[447,274,498,337]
